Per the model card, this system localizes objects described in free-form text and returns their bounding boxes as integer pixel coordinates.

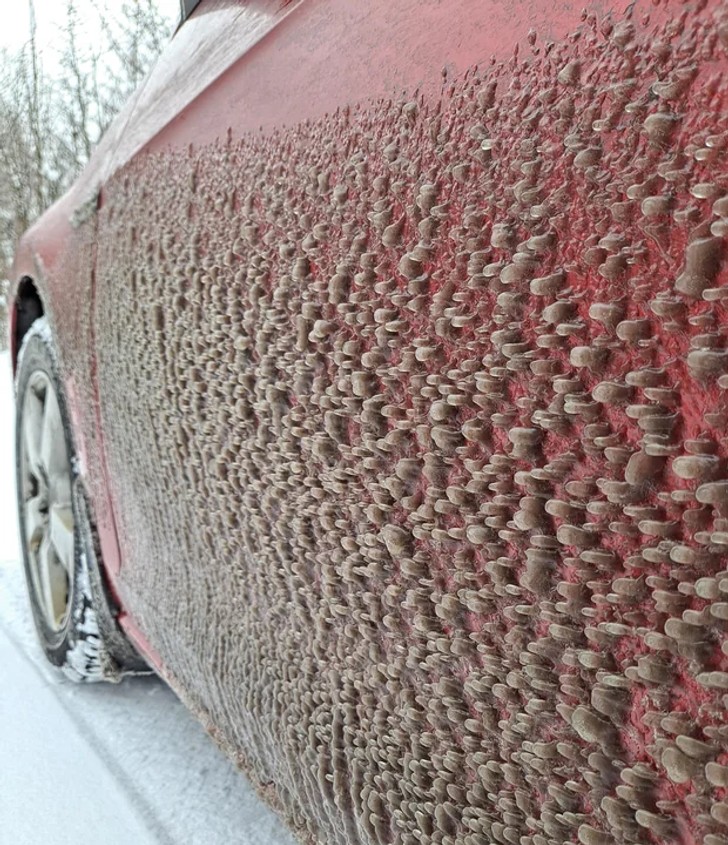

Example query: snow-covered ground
[0,350,297,845]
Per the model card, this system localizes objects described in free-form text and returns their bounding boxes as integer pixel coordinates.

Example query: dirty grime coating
[87,2,728,843]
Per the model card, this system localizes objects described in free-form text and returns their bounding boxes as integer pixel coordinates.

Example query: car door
[91,1,728,843]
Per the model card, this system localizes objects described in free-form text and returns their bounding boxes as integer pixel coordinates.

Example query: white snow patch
[61,553,109,683]
[15,315,56,378]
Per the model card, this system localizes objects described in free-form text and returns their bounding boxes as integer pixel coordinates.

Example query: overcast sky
[1,0,180,55]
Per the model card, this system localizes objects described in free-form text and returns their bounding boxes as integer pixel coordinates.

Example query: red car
[9,0,728,842]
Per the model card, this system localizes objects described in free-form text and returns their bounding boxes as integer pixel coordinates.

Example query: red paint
[118,611,165,670]
[149,0,633,152]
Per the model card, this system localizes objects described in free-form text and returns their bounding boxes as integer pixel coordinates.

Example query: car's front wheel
[15,317,144,681]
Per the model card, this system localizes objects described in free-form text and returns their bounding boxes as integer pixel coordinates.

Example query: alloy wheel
[19,370,75,634]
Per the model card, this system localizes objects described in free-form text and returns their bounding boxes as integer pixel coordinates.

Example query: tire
[15,317,146,681]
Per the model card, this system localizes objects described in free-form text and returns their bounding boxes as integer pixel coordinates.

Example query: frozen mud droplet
[674,236,724,297]
[557,60,581,86]
[643,112,679,143]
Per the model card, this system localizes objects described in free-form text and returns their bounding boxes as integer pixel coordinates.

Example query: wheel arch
[11,276,45,371]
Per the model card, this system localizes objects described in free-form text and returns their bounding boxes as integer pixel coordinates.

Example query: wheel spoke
[39,386,66,482]
[49,504,75,575]
[23,389,45,481]
[37,534,68,630]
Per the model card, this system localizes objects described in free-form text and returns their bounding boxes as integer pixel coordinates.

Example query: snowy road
[0,350,297,845]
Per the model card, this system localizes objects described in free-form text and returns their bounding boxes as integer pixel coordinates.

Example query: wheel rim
[20,371,75,633]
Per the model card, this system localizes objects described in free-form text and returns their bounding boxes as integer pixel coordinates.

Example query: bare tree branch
[0,0,173,284]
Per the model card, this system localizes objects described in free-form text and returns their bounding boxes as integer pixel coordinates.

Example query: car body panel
[11,0,728,842]
[146,0,634,152]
